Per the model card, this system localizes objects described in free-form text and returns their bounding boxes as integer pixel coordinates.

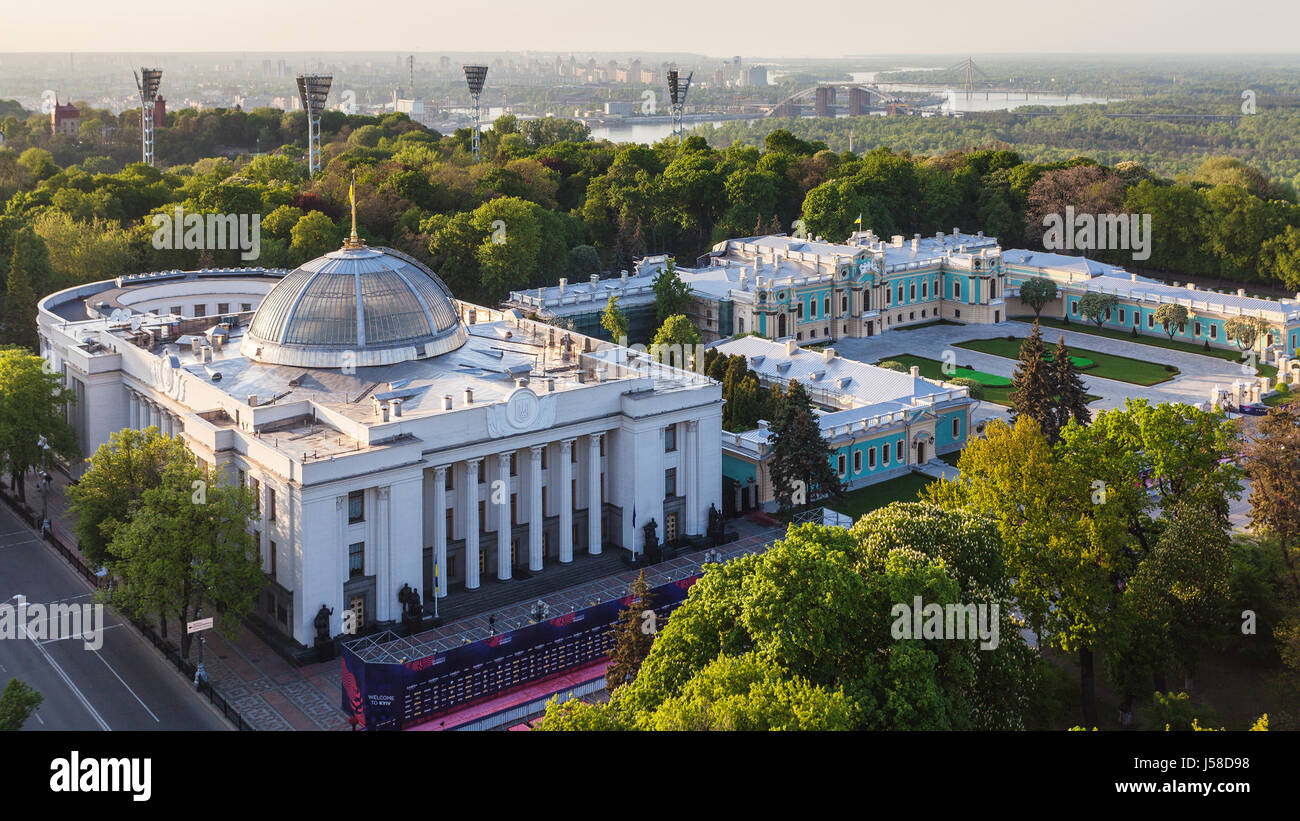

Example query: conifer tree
[1052,335,1092,434]
[1008,321,1059,443]
[768,380,843,511]
[606,570,656,690]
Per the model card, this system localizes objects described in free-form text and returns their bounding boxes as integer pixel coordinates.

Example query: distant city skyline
[2,0,1299,57]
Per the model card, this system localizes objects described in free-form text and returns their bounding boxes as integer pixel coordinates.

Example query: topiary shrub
[948,377,984,401]
[877,360,908,373]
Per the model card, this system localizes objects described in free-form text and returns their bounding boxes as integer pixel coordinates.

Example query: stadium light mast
[667,67,693,142]
[462,64,488,162]
[296,73,334,175]
[134,68,163,166]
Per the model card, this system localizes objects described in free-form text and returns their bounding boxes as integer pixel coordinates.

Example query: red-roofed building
[50,98,79,136]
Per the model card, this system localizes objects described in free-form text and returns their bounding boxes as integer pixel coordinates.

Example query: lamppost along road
[0,502,230,731]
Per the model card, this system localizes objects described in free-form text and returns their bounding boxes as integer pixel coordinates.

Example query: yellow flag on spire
[348,171,359,245]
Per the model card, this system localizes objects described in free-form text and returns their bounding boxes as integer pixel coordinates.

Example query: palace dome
[241,244,467,368]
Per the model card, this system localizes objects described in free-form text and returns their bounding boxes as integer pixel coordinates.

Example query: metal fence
[0,486,256,731]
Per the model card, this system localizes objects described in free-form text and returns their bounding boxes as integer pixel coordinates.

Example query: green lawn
[877,353,1015,405]
[1019,316,1278,379]
[876,353,1099,406]
[955,337,1177,386]
[832,473,936,521]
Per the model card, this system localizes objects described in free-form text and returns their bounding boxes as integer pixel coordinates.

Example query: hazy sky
[2,0,1297,56]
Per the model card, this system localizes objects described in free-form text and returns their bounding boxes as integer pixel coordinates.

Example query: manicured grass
[832,473,936,521]
[876,353,1099,407]
[955,337,1177,386]
[1019,316,1278,379]
[877,353,1015,405]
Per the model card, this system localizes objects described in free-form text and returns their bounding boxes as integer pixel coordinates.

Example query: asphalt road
[0,503,229,731]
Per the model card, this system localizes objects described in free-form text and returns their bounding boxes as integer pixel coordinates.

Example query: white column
[148,401,160,430]
[497,451,512,581]
[528,445,544,572]
[464,458,481,590]
[375,486,391,621]
[128,391,139,429]
[587,433,602,555]
[433,465,448,598]
[685,420,700,535]
[559,439,574,563]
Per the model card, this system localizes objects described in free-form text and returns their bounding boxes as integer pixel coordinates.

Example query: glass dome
[241,245,467,368]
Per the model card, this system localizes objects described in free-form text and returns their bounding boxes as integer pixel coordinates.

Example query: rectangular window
[194,304,206,317]
[953,418,960,438]
[1119,309,1125,324]
[921,282,928,299]
[541,448,548,469]
[599,437,605,457]
[853,450,862,473]
[269,541,277,579]
[169,305,182,316]
[511,493,518,526]
[909,283,916,301]
[665,424,677,452]
[823,296,831,316]
[479,460,487,483]
[665,468,677,498]
[896,440,904,462]
[542,486,548,515]
[841,295,849,313]
[217,303,230,315]
[1147,314,1155,328]
[1071,300,1079,316]
[348,542,364,578]
[479,500,486,528]
[953,282,961,300]
[1194,321,1202,336]
[445,469,454,491]
[868,447,877,468]
[348,490,364,524]
[1210,325,1218,340]
[446,509,454,541]
[797,303,804,319]
[883,443,890,465]
[885,289,892,306]
[268,488,276,522]
[837,454,846,477]
[241,303,252,312]
[510,453,518,476]
[897,285,904,304]
[251,478,260,514]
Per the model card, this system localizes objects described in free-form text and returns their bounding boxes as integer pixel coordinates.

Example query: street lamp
[36,435,50,536]
[193,608,208,688]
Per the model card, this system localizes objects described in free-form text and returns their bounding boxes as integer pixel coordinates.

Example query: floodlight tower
[462,64,489,162]
[667,67,693,142]
[296,73,334,175]
[134,68,163,166]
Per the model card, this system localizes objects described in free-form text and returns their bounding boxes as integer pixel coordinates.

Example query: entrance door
[916,442,926,464]
[348,595,366,633]
[867,320,874,337]
[778,314,787,337]
[665,512,678,544]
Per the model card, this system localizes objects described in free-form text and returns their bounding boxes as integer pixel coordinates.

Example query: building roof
[242,245,467,367]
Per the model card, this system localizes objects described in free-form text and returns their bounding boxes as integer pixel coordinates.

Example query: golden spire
[345,170,364,249]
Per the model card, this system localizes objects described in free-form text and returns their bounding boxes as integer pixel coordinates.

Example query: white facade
[38,251,722,649]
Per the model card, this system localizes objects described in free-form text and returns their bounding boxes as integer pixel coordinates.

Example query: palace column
[433,465,448,598]
[148,401,160,430]
[464,458,481,590]
[528,445,544,572]
[559,439,574,563]
[685,420,700,535]
[497,452,512,581]
[587,433,603,555]
[128,390,139,429]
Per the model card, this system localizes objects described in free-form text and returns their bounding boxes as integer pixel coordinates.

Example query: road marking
[92,647,160,723]
[16,618,111,731]
[38,623,122,645]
